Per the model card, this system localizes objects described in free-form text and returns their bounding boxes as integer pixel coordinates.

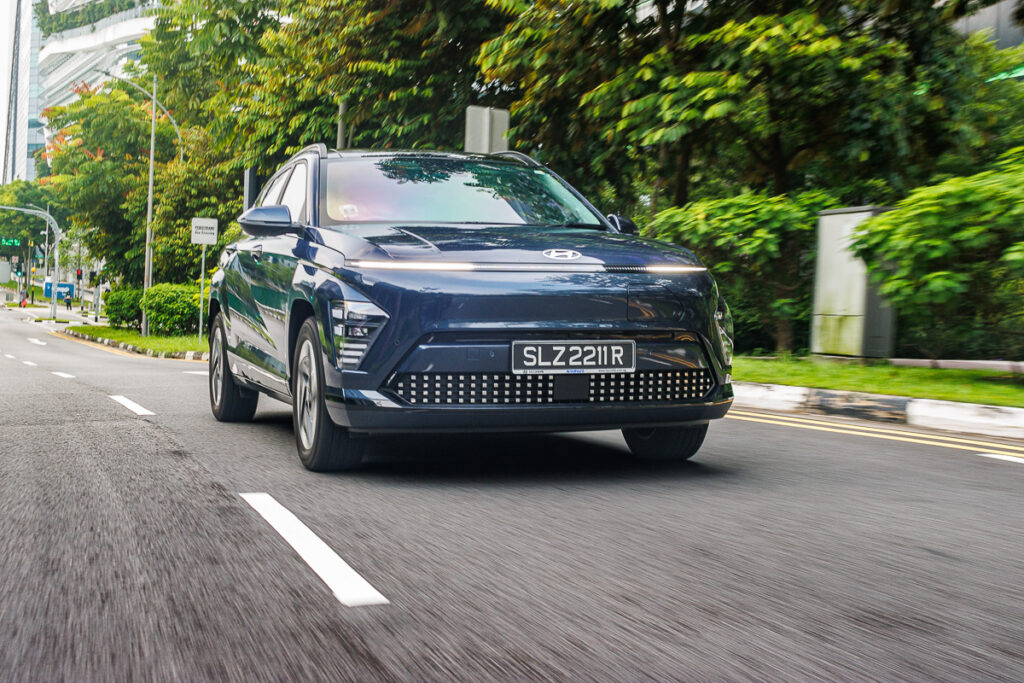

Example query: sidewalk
[734,381,1024,440]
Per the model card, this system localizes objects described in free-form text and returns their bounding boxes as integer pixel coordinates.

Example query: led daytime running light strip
[346,259,707,274]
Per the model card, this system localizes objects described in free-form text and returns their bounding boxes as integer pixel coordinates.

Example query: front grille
[388,369,715,406]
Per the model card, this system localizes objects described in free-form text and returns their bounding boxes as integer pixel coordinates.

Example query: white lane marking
[51,371,75,379]
[27,338,46,346]
[240,492,389,608]
[22,361,37,366]
[108,395,155,416]
[4,354,15,359]
[183,370,208,376]
[977,452,1024,464]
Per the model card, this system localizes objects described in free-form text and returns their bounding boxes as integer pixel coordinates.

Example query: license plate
[511,340,636,375]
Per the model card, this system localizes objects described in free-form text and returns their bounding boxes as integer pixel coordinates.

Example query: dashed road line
[51,371,75,379]
[27,338,46,346]
[240,492,389,608]
[22,361,37,367]
[4,354,14,359]
[108,395,155,416]
[183,370,208,376]
[977,452,1024,464]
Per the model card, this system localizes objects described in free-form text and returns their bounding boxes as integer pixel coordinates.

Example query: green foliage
[124,127,244,284]
[105,287,143,330]
[44,84,177,285]
[238,0,511,171]
[0,181,66,262]
[33,0,140,38]
[140,283,199,336]
[854,149,1024,359]
[139,0,280,130]
[650,191,839,353]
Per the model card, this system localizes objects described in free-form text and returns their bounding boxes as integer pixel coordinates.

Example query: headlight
[331,300,389,369]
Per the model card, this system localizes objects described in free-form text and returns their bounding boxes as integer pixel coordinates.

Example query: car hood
[314,224,702,268]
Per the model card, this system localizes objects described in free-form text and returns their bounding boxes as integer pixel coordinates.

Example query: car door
[237,160,310,393]
[228,167,292,391]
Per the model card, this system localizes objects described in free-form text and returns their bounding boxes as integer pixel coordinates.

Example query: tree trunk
[671,143,691,206]
[649,143,668,220]
[775,317,793,355]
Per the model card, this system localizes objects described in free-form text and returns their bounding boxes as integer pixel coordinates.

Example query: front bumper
[327,386,733,434]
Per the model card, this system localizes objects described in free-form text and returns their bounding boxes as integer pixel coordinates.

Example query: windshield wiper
[523,222,606,230]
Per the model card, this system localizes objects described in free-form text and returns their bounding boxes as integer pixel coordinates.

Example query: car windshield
[321,156,604,227]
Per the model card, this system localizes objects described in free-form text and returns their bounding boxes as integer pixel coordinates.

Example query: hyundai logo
[542,249,582,261]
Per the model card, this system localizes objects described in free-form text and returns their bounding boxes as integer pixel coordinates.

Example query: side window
[258,170,291,208]
[279,162,308,224]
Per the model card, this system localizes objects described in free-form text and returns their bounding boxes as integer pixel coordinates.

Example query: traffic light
[76,268,82,280]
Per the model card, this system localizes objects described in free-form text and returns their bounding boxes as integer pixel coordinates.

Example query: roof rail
[291,143,328,160]
[493,150,543,167]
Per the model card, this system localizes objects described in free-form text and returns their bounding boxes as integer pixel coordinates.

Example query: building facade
[1,0,155,184]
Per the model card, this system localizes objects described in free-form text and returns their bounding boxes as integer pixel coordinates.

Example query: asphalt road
[1,308,1023,681]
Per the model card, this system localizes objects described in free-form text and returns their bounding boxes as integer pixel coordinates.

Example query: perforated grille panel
[389,369,715,406]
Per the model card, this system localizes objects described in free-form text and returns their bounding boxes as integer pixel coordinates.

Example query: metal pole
[50,229,58,321]
[336,100,346,149]
[198,244,206,341]
[142,74,157,336]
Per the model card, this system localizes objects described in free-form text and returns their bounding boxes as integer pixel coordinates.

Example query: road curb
[734,381,1024,439]
[62,328,209,362]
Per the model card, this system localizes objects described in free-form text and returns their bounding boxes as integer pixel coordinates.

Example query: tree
[138,0,280,130]
[44,84,177,284]
[853,148,1024,359]
[237,0,512,172]
[124,127,244,285]
[649,191,838,353]
[0,181,67,283]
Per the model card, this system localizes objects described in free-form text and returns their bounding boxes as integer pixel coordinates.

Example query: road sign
[191,217,218,245]
[191,217,218,342]
[0,237,21,247]
[12,255,18,264]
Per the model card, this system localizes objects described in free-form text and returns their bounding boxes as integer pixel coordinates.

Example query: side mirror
[607,214,638,235]
[238,205,300,237]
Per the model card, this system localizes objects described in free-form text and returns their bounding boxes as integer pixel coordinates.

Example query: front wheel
[292,317,368,472]
[622,424,709,461]
[209,312,259,422]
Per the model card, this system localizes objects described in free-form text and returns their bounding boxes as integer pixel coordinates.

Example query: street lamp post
[96,69,185,335]
[0,205,62,320]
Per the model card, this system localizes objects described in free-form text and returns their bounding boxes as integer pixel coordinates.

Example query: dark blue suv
[208,145,733,471]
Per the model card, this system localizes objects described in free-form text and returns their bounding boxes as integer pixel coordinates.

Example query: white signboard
[191,217,219,245]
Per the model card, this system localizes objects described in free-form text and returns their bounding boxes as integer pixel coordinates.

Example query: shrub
[649,191,838,353]
[104,287,143,330]
[854,148,1024,359]
[140,284,199,336]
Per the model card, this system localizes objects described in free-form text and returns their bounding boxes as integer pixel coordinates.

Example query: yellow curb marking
[726,412,1024,460]
[49,330,205,362]
[730,409,1024,454]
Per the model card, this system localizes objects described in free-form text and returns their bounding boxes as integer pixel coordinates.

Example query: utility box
[810,206,894,358]
[0,260,10,284]
[465,106,510,154]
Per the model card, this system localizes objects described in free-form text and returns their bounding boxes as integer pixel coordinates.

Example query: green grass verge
[733,356,1024,408]
[72,324,208,354]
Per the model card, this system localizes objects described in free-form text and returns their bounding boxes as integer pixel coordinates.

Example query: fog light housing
[331,300,389,369]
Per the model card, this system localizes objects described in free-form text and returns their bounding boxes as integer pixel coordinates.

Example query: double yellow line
[726,409,1024,460]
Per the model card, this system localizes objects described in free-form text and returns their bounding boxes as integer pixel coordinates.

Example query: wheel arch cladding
[288,298,317,377]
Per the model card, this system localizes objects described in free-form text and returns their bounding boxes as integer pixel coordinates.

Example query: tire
[209,312,259,422]
[292,317,368,472]
[622,423,709,461]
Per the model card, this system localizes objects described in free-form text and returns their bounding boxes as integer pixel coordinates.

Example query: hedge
[104,287,143,330]
[140,284,199,336]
